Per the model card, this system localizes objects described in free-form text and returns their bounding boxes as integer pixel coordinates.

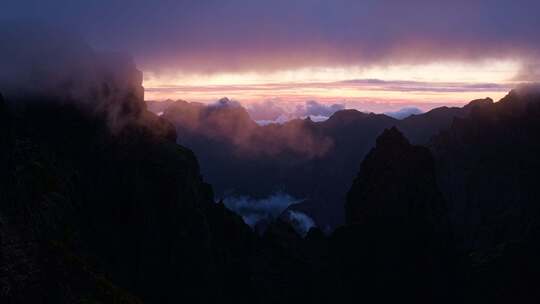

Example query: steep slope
[0,83,255,303]
[430,87,540,251]
[2,93,341,304]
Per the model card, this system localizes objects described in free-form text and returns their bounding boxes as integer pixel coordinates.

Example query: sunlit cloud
[4,1,538,112]
[144,60,518,111]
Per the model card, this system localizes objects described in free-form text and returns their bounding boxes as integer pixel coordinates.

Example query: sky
[2,0,540,113]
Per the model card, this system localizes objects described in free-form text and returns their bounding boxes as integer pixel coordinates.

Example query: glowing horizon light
[142,60,521,112]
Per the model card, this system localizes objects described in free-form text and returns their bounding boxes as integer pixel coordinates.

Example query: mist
[0,23,146,131]
[384,107,423,119]
[222,192,316,236]
[6,0,540,74]
[162,98,335,159]
[247,100,346,125]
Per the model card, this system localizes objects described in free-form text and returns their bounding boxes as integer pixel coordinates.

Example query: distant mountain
[157,97,486,229]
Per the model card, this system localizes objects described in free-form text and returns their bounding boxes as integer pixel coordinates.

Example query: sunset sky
[2,0,540,112]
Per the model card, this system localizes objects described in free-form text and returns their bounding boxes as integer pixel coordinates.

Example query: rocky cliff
[337,127,454,303]
[0,62,255,303]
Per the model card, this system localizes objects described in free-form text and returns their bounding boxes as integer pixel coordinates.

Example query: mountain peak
[375,126,410,149]
[464,97,494,110]
[346,126,445,225]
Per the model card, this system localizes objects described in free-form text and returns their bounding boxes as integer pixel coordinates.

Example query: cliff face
[0,77,254,303]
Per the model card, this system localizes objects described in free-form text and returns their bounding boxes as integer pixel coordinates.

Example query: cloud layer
[384,107,423,119]
[247,100,346,124]
[2,1,540,75]
[0,24,146,131]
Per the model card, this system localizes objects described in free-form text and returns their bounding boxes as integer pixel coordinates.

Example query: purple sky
[2,0,540,110]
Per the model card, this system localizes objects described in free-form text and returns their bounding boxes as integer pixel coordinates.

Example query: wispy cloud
[146,79,510,94]
[145,78,512,112]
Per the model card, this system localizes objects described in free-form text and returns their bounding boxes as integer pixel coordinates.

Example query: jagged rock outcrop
[345,126,447,225]
[0,89,256,303]
[335,127,454,303]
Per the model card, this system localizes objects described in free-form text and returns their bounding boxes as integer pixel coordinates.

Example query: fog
[0,23,145,131]
[222,192,316,236]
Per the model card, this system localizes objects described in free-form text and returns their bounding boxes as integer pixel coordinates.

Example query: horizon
[3,1,540,113]
[142,61,516,113]
[4,2,540,303]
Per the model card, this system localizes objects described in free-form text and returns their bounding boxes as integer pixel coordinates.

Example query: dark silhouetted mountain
[398,98,492,144]
[430,86,540,254]
[345,127,447,225]
[0,69,259,303]
[0,87,327,304]
[334,127,454,303]
[157,98,481,229]
[5,48,540,304]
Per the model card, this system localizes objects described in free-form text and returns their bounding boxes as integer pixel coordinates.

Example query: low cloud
[296,100,345,118]
[222,192,302,227]
[163,98,335,158]
[0,23,146,131]
[384,107,423,119]
[222,192,316,236]
[247,100,345,125]
[284,210,315,237]
[253,115,291,126]
[247,100,288,121]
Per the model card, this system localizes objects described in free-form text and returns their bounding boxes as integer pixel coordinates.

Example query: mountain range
[149,96,493,230]
[2,54,540,303]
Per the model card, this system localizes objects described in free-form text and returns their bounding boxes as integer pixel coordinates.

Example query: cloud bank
[384,107,423,119]
[222,192,315,236]
[2,1,540,75]
[247,100,346,125]
[0,23,146,131]
[162,98,335,158]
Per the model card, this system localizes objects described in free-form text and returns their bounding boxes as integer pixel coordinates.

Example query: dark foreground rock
[3,84,540,304]
[337,127,455,303]
[0,97,246,303]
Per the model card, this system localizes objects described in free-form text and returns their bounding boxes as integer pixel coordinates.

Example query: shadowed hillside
[156,97,481,229]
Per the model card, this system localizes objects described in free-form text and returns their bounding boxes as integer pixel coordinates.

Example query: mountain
[4,75,540,303]
[157,98,481,229]
[330,88,540,302]
[0,74,257,302]
[430,86,540,251]
[345,127,447,225]
[334,127,454,303]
